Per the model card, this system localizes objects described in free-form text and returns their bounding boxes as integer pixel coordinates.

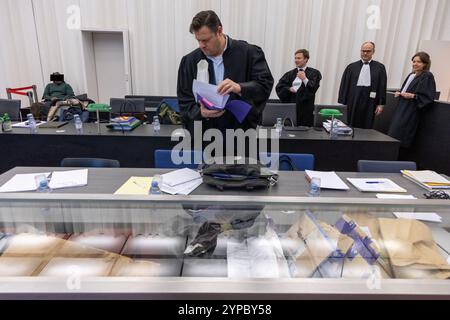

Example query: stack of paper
[106,116,141,131]
[401,170,450,191]
[347,178,407,193]
[0,169,88,192]
[0,172,51,193]
[322,119,353,135]
[48,169,88,189]
[160,168,202,195]
[393,212,442,223]
[305,170,349,190]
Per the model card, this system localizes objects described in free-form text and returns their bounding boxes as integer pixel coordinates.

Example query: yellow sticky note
[114,177,153,195]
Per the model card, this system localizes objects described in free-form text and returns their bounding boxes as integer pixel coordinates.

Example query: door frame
[80,28,132,103]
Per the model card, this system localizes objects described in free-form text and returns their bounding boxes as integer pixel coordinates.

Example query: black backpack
[201,161,278,191]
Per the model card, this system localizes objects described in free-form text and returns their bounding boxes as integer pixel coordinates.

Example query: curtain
[0,0,449,104]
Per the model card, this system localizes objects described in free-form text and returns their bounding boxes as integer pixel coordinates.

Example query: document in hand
[401,170,450,190]
[0,172,51,192]
[48,169,88,189]
[192,80,252,124]
[305,170,349,190]
[193,80,229,110]
[346,178,407,193]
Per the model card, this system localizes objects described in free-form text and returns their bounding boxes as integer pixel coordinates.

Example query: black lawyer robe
[177,36,274,138]
[338,60,387,128]
[388,71,436,148]
[275,67,322,126]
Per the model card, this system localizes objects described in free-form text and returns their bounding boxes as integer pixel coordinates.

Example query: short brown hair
[412,51,431,71]
[295,49,310,60]
[189,10,222,34]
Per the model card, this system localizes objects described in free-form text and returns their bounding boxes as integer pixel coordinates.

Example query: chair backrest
[60,157,120,168]
[261,103,297,126]
[154,149,202,169]
[110,98,145,114]
[156,98,180,113]
[125,95,178,109]
[357,160,417,173]
[314,105,348,127]
[0,99,21,121]
[259,152,314,171]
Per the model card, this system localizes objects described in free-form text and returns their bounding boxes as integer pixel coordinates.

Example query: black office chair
[357,160,416,173]
[0,98,21,121]
[110,98,145,115]
[261,103,297,126]
[313,105,348,128]
[60,158,120,168]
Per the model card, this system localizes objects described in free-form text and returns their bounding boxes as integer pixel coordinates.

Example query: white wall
[420,40,450,101]
[1,0,449,104]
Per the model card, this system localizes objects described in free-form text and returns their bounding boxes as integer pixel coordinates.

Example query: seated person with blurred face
[276,49,322,127]
[177,10,274,147]
[41,72,75,118]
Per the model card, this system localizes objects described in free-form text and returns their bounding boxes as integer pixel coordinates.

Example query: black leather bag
[201,161,278,191]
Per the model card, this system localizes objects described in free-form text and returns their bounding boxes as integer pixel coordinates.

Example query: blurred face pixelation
[360,43,375,62]
[295,53,308,69]
[195,26,223,57]
[412,56,426,73]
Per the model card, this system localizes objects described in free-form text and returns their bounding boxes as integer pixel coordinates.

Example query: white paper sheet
[161,168,201,187]
[12,120,47,128]
[376,194,417,199]
[347,178,407,193]
[192,79,229,108]
[48,169,88,189]
[0,172,51,193]
[305,170,350,190]
[160,178,203,195]
[393,212,442,223]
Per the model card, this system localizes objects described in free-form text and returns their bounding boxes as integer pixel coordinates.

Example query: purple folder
[197,94,252,124]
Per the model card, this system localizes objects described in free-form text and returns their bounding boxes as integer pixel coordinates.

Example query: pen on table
[365,181,384,184]
[133,181,146,189]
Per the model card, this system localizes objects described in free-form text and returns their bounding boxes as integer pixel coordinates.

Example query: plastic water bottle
[330,119,338,140]
[153,116,161,135]
[35,174,51,193]
[275,117,283,136]
[74,114,83,135]
[308,177,321,197]
[27,113,37,134]
[149,175,162,194]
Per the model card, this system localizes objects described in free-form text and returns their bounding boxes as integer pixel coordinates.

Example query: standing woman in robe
[388,52,436,156]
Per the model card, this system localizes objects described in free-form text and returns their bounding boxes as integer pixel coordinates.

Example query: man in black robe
[276,49,322,127]
[177,10,274,144]
[338,42,387,128]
